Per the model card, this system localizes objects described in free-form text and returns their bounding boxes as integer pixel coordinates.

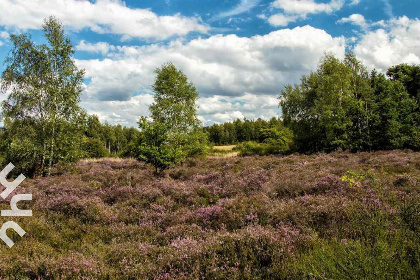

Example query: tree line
[204,118,288,145]
[281,53,420,153]
[1,17,420,177]
[82,115,140,158]
[205,55,420,155]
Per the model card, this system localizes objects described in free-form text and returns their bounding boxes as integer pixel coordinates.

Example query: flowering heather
[1,150,420,279]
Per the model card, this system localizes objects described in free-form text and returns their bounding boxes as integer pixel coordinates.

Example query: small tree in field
[137,117,183,174]
[137,63,206,174]
[1,16,85,176]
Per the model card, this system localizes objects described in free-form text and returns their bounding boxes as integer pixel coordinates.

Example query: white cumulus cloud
[0,0,208,40]
[76,25,345,100]
[272,0,344,17]
[81,94,155,126]
[354,16,420,72]
[76,41,117,56]
[264,0,345,27]
[268,14,299,27]
[338,14,368,29]
[74,25,345,125]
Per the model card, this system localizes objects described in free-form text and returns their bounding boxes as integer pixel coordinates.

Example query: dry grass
[212,145,236,151]
[208,151,239,158]
[208,145,238,158]
[80,157,133,163]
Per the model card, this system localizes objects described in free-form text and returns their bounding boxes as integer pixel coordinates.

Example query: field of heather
[1,151,420,279]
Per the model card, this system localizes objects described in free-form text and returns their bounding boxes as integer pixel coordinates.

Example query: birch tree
[138,63,207,174]
[1,16,85,176]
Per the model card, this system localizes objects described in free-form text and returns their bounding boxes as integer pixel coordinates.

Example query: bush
[236,139,290,156]
[82,137,109,158]
[236,141,265,156]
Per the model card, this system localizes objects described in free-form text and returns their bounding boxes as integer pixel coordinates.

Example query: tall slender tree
[1,16,85,176]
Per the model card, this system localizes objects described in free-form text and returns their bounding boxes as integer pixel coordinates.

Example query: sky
[0,0,419,127]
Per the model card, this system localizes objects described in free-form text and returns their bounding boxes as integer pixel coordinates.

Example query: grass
[212,145,236,151]
[208,145,238,158]
[1,151,420,279]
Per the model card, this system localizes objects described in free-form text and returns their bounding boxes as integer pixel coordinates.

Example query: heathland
[1,150,419,279]
[1,16,420,280]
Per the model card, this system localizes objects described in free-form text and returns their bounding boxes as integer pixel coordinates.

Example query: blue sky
[0,0,419,126]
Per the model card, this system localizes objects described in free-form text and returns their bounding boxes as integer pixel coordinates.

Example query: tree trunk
[40,133,46,176]
[48,123,55,176]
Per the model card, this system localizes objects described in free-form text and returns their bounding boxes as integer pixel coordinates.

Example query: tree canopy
[137,63,206,174]
[280,53,420,153]
[1,16,85,176]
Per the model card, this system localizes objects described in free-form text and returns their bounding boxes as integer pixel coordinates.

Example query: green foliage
[236,141,265,156]
[281,53,420,153]
[341,170,365,188]
[0,119,42,176]
[235,126,293,156]
[184,127,208,157]
[82,115,141,158]
[370,73,420,150]
[150,63,200,131]
[82,137,109,159]
[205,117,289,145]
[236,140,289,157]
[137,117,184,174]
[137,63,207,173]
[387,64,420,100]
[401,199,420,238]
[297,236,419,279]
[1,17,85,176]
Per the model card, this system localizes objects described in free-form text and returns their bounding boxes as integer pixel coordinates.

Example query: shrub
[236,139,291,156]
[236,141,266,156]
[82,137,109,158]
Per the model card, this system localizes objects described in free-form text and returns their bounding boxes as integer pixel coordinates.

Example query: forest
[0,17,420,280]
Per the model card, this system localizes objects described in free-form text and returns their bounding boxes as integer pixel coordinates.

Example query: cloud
[380,0,394,18]
[338,14,368,29]
[81,92,282,126]
[264,0,345,27]
[76,58,155,101]
[0,0,208,40]
[0,31,9,46]
[268,14,299,27]
[211,0,260,21]
[272,0,344,17]
[81,94,155,126]
[350,0,360,5]
[76,40,116,56]
[0,31,9,39]
[76,25,345,99]
[75,25,345,125]
[354,17,420,72]
[213,111,245,123]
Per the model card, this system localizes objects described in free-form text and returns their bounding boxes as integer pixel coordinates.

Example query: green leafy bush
[82,137,109,158]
